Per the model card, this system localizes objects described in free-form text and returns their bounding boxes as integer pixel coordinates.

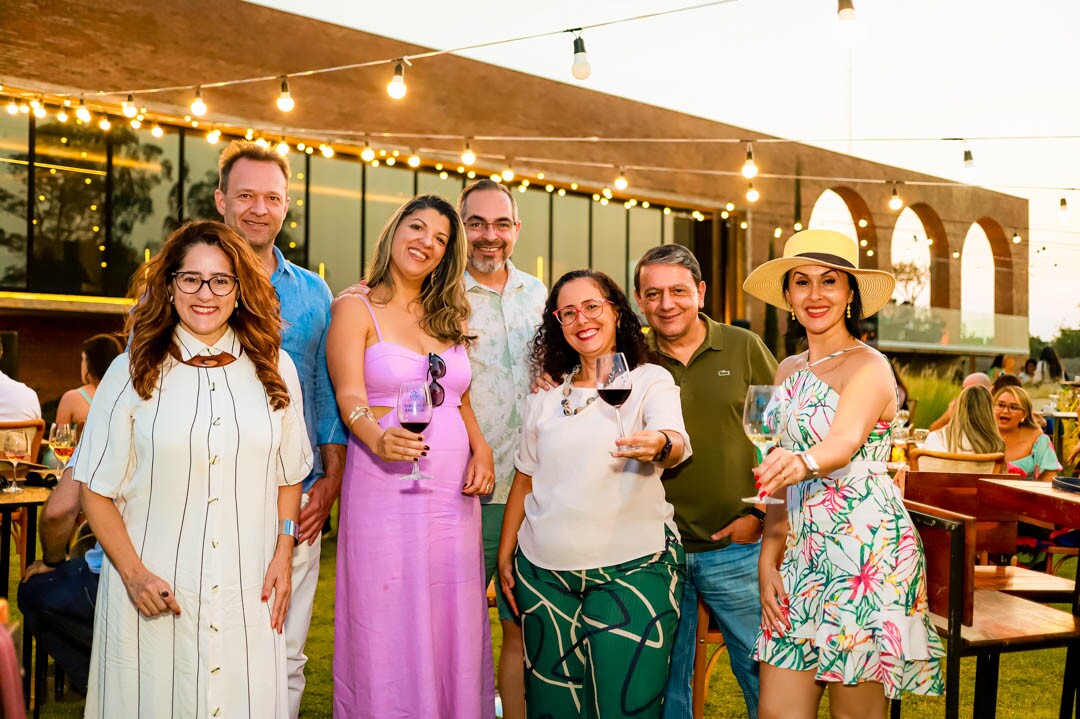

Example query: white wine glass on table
[49,423,76,468]
[742,385,787,505]
[596,352,637,452]
[397,380,434,480]
[3,430,29,494]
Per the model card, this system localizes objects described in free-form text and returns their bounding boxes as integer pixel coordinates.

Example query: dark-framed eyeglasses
[553,298,613,326]
[172,272,238,296]
[994,401,1023,413]
[465,219,516,234]
[428,352,446,408]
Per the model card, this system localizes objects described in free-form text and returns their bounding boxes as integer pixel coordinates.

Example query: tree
[892,260,929,305]
[1053,327,1080,359]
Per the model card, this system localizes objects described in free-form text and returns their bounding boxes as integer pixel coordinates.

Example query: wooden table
[980,478,1080,718]
[0,486,51,599]
[1044,412,1079,466]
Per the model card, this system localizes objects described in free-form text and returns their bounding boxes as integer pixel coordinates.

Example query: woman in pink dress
[327,194,496,718]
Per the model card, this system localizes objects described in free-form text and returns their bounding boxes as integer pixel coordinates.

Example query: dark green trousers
[514,533,685,719]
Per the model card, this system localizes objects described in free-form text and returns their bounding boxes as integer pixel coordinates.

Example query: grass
[901,368,960,429]
[6,527,1073,718]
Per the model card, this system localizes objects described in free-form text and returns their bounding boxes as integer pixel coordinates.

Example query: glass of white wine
[49,423,76,469]
[3,430,29,494]
[741,385,787,505]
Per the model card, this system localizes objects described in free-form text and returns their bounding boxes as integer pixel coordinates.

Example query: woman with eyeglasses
[496,269,690,719]
[73,221,312,717]
[993,385,1060,481]
[327,194,496,718]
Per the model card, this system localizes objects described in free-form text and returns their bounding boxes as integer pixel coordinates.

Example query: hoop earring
[846,303,852,319]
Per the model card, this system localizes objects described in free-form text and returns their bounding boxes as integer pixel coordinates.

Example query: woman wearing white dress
[74,221,312,718]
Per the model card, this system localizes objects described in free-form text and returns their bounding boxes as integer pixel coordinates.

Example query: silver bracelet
[278,519,300,543]
[796,451,821,478]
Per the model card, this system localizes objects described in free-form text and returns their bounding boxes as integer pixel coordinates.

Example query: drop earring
[846,303,852,319]
[790,308,795,320]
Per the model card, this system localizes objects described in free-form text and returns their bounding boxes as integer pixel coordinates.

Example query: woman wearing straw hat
[742,230,944,717]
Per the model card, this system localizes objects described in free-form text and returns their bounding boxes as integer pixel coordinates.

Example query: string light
[360,138,375,162]
[837,0,855,22]
[614,169,628,191]
[501,165,515,181]
[98,117,111,131]
[387,61,407,100]
[962,146,975,169]
[122,94,137,118]
[774,227,783,239]
[725,202,735,212]
[206,128,221,145]
[408,150,421,168]
[190,87,207,116]
[75,96,91,123]
[277,78,295,112]
[276,139,290,156]
[254,137,269,149]
[130,119,141,129]
[1060,197,1071,220]
[56,109,68,122]
[570,32,591,80]
[602,187,613,199]
[741,143,758,179]
[888,185,903,211]
[520,179,530,187]
[4,99,16,115]
[857,218,868,228]
[793,222,803,231]
[17,101,28,114]
[321,143,334,158]
[32,102,46,119]
[151,124,164,139]
[1012,233,1022,244]
[746,183,760,203]
[461,141,476,166]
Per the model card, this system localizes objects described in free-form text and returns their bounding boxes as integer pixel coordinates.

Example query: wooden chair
[891,500,1080,719]
[0,418,46,575]
[908,448,1005,474]
[690,596,726,719]
[904,470,1074,602]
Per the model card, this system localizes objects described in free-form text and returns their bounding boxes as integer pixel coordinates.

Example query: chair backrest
[909,448,1006,474]
[903,470,1020,556]
[0,418,46,464]
[904,499,975,628]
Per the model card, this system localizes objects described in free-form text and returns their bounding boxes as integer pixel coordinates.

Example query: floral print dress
[753,347,945,699]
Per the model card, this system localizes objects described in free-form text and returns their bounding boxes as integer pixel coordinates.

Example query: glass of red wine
[596,352,637,453]
[397,380,434,480]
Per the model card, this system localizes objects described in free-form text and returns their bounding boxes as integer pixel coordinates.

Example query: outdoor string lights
[888,184,904,211]
[613,169,628,191]
[570,31,591,80]
[277,78,295,112]
[387,61,408,100]
[837,0,856,22]
[190,87,207,116]
[741,143,758,179]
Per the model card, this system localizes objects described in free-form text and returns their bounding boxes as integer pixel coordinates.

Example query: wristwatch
[796,451,821,478]
[652,430,673,463]
[748,507,766,525]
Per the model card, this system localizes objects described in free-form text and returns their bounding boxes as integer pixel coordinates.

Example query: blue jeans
[662,541,761,719]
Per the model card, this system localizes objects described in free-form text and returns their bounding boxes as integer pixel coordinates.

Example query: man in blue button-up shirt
[215,141,347,719]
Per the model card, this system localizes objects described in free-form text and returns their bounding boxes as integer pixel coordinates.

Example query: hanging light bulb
[151,124,164,139]
[32,103,46,119]
[321,143,335,159]
[408,151,421,167]
[56,109,68,123]
[276,139,290,156]
[361,141,375,163]
[1012,232,1022,244]
[129,119,141,129]
[793,222,803,231]
[602,187,613,199]
[571,33,591,80]
[501,165,514,182]
[461,141,476,166]
[75,96,91,123]
[98,117,111,131]
[17,101,28,114]
[741,143,758,179]
[746,183,760,203]
[5,99,17,116]
[613,169,628,191]
[122,94,137,118]
[1060,197,1070,219]
[962,146,975,170]
[254,137,270,149]
[387,61,407,100]
[888,185,903,211]
[206,129,221,145]
[837,0,855,21]
[190,87,207,116]
[276,77,295,112]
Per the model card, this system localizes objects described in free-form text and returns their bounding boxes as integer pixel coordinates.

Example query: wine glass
[49,423,76,469]
[3,430,30,494]
[912,428,929,448]
[397,380,434,480]
[596,353,636,451]
[741,385,787,505]
[892,409,910,429]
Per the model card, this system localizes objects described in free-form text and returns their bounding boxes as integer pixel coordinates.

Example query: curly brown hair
[126,221,290,409]
[530,269,652,382]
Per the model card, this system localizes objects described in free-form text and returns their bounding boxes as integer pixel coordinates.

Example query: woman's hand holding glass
[754,448,811,499]
[742,385,788,504]
[373,426,429,464]
[611,430,669,461]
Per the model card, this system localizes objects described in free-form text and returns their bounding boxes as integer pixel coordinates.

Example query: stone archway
[906,203,951,308]
[974,217,1015,315]
[807,186,878,265]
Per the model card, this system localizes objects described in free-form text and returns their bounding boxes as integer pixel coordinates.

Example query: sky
[254,0,1080,339]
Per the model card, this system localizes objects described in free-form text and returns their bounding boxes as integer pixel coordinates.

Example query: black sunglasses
[428,352,446,408]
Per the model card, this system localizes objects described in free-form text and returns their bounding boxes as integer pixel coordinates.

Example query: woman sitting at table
[54,334,124,430]
[920,385,1005,472]
[993,385,1060,482]
[497,269,690,719]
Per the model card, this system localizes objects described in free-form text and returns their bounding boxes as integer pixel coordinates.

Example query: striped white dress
[73,325,312,719]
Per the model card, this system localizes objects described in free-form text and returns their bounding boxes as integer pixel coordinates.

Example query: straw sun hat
[742,229,896,318]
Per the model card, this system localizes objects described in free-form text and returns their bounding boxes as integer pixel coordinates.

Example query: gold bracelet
[347,404,376,428]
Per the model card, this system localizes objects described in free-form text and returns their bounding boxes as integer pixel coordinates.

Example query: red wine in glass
[397,380,434,480]
[596,352,637,451]
[400,421,430,434]
[598,388,631,407]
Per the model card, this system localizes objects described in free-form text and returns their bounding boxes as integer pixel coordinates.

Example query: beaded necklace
[560,366,598,416]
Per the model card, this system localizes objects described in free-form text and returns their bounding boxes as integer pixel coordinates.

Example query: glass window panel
[278,153,306,267]
[591,202,628,292]
[513,188,550,285]
[629,206,663,290]
[308,155,362,294]
[32,119,108,295]
[182,131,220,224]
[417,170,463,203]
[108,125,179,295]
[0,114,29,290]
[363,164,413,272]
[551,193,589,285]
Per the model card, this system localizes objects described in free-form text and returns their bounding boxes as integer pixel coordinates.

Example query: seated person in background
[0,342,40,421]
[928,372,992,431]
[994,385,1059,481]
[54,334,123,429]
[18,457,100,693]
[991,372,1022,396]
[1018,357,1038,384]
[921,386,1005,473]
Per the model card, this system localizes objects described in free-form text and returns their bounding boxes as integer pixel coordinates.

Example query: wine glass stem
[614,407,627,438]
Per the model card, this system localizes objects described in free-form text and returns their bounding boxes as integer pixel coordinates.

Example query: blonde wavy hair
[945,385,1006,454]
[126,221,289,409]
[992,385,1041,430]
[365,194,473,347]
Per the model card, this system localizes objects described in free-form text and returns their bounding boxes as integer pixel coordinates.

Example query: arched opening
[961,223,995,340]
[807,187,877,263]
[906,203,950,308]
[889,207,932,307]
[974,217,1015,315]
[808,188,859,239]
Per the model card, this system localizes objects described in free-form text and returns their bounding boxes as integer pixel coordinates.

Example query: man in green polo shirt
[635,244,777,719]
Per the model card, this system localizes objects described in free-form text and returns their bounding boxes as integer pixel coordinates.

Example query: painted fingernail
[262,594,268,601]
[421,451,428,457]
[424,445,431,451]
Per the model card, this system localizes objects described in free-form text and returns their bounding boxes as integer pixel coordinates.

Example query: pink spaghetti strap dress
[333,297,494,718]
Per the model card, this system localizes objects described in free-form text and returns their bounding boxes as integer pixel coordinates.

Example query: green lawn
[6,530,1072,718]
